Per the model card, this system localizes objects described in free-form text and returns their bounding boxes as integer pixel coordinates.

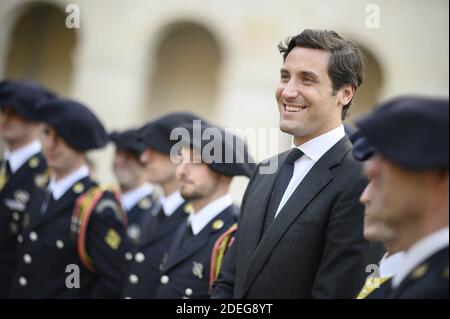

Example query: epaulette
[71,185,126,272]
[209,223,238,289]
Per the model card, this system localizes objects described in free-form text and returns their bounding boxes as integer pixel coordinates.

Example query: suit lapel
[241,137,352,296]
[238,156,282,271]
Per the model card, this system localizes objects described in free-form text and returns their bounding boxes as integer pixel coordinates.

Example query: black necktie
[40,189,53,215]
[262,148,304,235]
[150,205,165,233]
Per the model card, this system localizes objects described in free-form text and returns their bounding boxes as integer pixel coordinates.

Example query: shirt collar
[3,140,42,173]
[392,227,449,288]
[121,183,154,212]
[48,164,90,200]
[159,191,184,217]
[188,194,233,235]
[291,124,345,162]
[379,251,406,278]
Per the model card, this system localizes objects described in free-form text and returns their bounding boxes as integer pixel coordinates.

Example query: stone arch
[145,21,222,121]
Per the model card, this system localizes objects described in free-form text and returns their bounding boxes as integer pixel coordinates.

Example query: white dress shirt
[188,194,233,235]
[159,191,185,217]
[392,227,449,288]
[48,164,90,200]
[379,251,406,278]
[3,140,42,174]
[120,183,154,212]
[275,125,345,218]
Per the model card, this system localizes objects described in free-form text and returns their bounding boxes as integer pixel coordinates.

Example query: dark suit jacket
[211,137,379,299]
[9,176,130,298]
[0,152,46,298]
[155,205,238,299]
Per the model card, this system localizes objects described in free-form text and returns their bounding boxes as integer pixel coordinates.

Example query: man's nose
[281,80,300,99]
[359,184,371,205]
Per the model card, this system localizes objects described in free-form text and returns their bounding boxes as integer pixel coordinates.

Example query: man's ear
[338,84,356,107]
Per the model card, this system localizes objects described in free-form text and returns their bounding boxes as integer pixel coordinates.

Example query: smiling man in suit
[211,29,378,299]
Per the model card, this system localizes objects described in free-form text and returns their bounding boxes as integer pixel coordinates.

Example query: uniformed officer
[352,134,404,299]
[154,120,255,299]
[0,80,55,297]
[122,112,200,299]
[110,129,155,246]
[8,98,130,298]
[355,96,449,299]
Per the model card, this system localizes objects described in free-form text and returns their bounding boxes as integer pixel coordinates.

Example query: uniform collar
[392,227,449,288]
[121,183,153,212]
[291,124,345,163]
[379,251,406,278]
[3,140,41,173]
[48,164,90,200]
[188,193,233,235]
[159,191,184,217]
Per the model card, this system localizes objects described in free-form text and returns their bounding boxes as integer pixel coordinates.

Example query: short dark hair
[278,29,364,119]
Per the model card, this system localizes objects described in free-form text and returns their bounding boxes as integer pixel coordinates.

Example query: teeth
[284,105,304,112]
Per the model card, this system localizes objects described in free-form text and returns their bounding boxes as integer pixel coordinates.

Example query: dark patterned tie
[262,148,304,236]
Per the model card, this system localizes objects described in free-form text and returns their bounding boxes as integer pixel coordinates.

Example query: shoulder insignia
[410,264,428,280]
[34,173,49,188]
[212,219,224,230]
[28,157,39,168]
[105,228,122,250]
[73,182,85,194]
[138,198,151,210]
[184,203,194,214]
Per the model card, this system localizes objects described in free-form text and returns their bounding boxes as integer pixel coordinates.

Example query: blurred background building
[0,0,448,201]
